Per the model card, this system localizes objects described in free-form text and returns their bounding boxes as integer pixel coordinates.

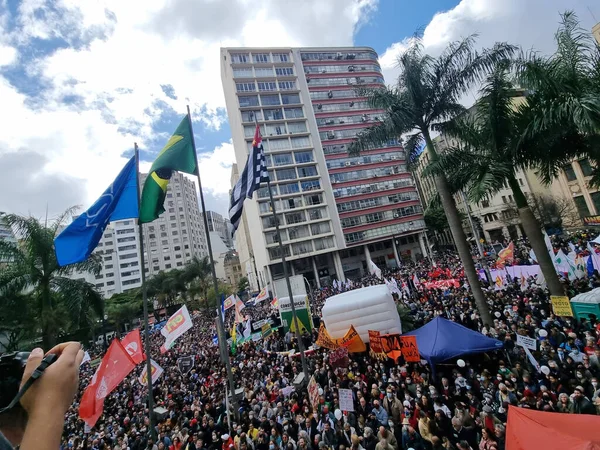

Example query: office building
[203,210,233,249]
[139,171,208,277]
[221,47,426,288]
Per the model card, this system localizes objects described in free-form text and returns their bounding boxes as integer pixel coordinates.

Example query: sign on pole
[338,388,354,412]
[177,356,195,374]
[279,295,313,334]
[516,334,537,351]
[550,296,574,317]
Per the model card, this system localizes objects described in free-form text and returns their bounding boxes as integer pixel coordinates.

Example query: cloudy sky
[0,0,597,221]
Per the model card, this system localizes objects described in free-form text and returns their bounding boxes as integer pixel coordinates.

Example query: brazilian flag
[139,115,197,223]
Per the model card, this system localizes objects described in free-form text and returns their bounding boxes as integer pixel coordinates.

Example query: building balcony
[338,199,422,219]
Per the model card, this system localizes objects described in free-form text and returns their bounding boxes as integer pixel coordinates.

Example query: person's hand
[20,342,84,419]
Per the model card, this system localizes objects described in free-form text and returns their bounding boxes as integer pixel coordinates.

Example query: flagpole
[135,143,156,440]
[186,105,239,417]
[251,116,309,380]
[265,176,310,382]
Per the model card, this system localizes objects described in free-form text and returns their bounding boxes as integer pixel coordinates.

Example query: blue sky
[0,0,597,218]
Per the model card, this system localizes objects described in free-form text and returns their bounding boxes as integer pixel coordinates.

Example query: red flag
[79,339,137,427]
[121,329,145,364]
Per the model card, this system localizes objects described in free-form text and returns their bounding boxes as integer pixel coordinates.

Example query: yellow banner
[551,296,574,317]
[316,323,366,353]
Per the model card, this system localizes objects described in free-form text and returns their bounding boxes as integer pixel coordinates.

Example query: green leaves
[0,210,104,348]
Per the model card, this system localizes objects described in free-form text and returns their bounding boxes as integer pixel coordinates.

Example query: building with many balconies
[221,47,427,288]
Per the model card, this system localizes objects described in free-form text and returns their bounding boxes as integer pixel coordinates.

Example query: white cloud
[379,0,599,87]
[0,0,377,218]
[198,141,236,196]
[0,43,16,66]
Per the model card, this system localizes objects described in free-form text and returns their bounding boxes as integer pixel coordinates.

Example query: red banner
[422,279,460,289]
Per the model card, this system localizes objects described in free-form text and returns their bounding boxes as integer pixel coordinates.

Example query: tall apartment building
[222,47,426,287]
[75,172,207,298]
[139,172,208,277]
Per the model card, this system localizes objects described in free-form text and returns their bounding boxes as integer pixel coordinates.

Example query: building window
[239,95,259,108]
[260,94,280,106]
[579,159,594,177]
[275,67,294,76]
[273,53,289,62]
[258,81,277,91]
[253,53,270,63]
[236,82,256,92]
[501,196,507,204]
[278,81,296,91]
[231,53,249,63]
[564,164,577,181]
[233,67,253,78]
[573,195,590,217]
[481,199,490,208]
[165,264,172,269]
[591,192,600,215]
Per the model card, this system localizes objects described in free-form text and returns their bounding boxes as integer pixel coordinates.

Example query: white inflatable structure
[321,285,402,342]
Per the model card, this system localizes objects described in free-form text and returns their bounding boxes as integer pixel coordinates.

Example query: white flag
[368,259,382,279]
[80,351,91,367]
[162,304,193,348]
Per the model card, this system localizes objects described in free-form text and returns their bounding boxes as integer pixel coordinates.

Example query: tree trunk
[507,176,565,296]
[422,131,493,326]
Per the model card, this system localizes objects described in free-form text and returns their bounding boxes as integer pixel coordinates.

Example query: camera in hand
[0,352,30,411]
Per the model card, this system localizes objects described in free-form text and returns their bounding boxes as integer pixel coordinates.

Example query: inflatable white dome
[321,284,402,342]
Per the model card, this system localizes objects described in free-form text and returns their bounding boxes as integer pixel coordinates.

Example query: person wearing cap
[572,386,596,415]
[400,419,423,450]
[222,435,234,450]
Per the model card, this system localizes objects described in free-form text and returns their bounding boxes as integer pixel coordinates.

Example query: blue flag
[54,156,138,266]
[212,335,218,346]
[587,254,595,277]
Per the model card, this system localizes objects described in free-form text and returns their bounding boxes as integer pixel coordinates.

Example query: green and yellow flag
[139,115,197,223]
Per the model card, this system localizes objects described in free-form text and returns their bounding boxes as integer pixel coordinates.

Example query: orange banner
[316,323,366,353]
[400,335,420,362]
[380,334,403,361]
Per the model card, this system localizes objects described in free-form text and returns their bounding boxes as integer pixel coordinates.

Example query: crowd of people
[59,231,600,450]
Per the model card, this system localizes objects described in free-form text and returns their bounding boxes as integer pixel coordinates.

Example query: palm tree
[0,211,103,349]
[427,12,600,296]
[183,256,212,309]
[425,63,570,294]
[349,36,516,325]
[515,11,600,189]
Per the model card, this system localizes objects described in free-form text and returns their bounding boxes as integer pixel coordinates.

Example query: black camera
[0,352,30,411]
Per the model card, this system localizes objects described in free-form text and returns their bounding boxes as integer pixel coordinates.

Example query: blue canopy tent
[404,317,504,371]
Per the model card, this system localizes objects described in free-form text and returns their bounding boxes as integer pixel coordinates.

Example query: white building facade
[222,47,426,288]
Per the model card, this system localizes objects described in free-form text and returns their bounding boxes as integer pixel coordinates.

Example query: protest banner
[329,347,349,368]
[380,334,403,361]
[138,359,164,386]
[338,325,367,353]
[308,375,320,410]
[516,334,537,351]
[368,330,386,360]
[550,296,574,317]
[316,322,338,349]
[399,335,420,362]
[176,356,194,375]
[261,322,273,338]
[338,388,354,412]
